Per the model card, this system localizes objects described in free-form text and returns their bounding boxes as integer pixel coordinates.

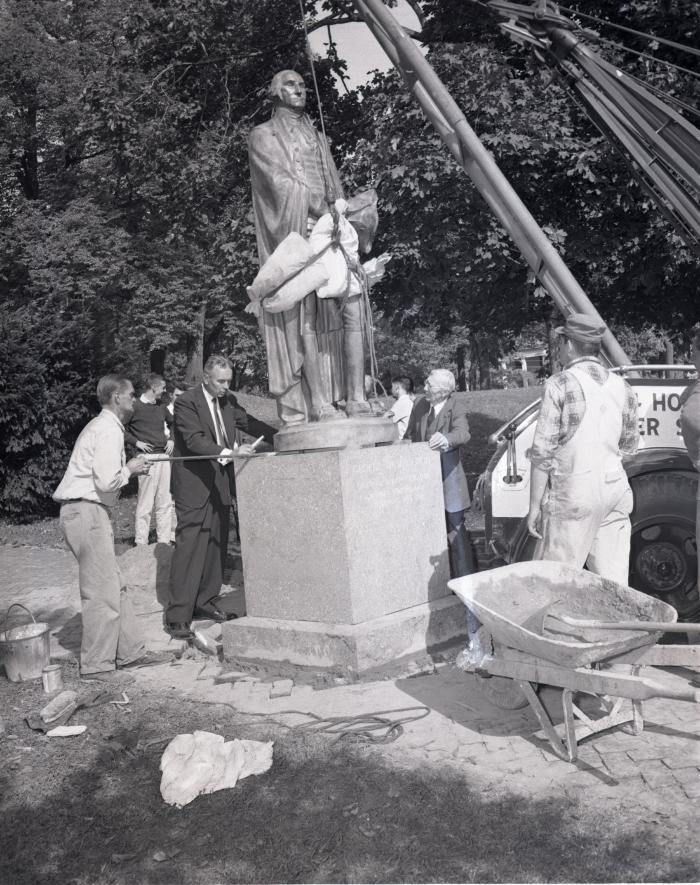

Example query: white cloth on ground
[160,730,273,807]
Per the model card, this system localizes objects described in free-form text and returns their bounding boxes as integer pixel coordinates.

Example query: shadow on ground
[0,689,696,885]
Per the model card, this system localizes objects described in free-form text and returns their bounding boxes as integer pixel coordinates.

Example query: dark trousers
[446,509,479,637]
[168,496,230,623]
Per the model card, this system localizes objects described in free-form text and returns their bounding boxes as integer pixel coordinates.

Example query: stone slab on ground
[117,542,173,611]
[222,595,469,675]
[235,443,450,625]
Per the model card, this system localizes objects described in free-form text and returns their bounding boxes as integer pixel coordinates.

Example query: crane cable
[592,34,700,83]
[557,4,700,61]
[296,0,382,401]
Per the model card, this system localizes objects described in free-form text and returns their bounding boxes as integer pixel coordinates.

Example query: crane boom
[491,0,700,255]
[350,0,637,365]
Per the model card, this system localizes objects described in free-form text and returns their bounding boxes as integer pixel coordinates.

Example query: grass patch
[456,389,540,479]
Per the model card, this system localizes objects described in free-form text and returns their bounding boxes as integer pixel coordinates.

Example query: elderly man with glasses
[404,369,479,650]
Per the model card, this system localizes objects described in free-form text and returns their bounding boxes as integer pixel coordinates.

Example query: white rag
[159,730,273,808]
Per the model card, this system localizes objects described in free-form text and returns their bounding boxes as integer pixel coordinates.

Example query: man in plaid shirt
[527,314,640,585]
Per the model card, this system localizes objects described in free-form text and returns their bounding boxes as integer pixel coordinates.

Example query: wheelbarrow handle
[552,614,698,633]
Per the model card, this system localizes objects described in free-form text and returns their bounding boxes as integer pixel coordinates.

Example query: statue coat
[248,109,345,406]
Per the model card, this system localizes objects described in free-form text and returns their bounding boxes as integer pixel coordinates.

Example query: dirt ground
[1,505,700,884]
[1,658,698,885]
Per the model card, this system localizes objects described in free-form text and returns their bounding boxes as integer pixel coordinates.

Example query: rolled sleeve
[92,425,130,494]
[619,381,640,457]
[529,381,563,472]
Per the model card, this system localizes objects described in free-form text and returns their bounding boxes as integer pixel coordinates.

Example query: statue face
[275,71,306,110]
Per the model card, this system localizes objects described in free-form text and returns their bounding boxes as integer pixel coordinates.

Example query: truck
[347,0,700,622]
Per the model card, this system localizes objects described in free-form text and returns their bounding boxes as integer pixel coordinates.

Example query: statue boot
[343,330,372,418]
[301,332,346,422]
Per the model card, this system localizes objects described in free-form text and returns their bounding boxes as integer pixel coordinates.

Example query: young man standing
[387,375,416,440]
[124,373,174,546]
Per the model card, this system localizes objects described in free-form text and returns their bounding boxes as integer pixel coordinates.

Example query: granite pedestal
[223,443,470,675]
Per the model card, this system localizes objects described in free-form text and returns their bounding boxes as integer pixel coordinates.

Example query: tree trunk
[456,343,470,391]
[184,301,206,386]
[17,97,40,200]
[547,307,561,373]
[478,343,491,389]
[150,348,166,375]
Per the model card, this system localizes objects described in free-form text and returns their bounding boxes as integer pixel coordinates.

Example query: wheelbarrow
[448,562,700,762]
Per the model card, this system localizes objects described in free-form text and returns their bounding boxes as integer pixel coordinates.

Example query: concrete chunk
[270,679,294,698]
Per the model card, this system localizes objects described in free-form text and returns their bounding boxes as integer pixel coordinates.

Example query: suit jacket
[405,393,471,512]
[171,386,258,510]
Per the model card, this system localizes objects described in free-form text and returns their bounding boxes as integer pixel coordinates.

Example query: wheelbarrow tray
[448,561,678,668]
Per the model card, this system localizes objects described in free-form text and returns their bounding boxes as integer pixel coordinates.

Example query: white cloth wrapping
[246,231,329,315]
[160,731,274,808]
[308,209,362,299]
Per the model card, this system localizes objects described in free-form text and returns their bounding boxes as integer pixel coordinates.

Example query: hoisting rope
[296,0,382,402]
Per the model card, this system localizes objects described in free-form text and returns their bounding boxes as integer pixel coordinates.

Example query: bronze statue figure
[248,70,376,426]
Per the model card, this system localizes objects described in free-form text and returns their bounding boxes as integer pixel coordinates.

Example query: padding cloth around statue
[246,199,372,314]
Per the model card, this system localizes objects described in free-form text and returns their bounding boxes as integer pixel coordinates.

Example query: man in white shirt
[53,375,172,681]
[386,375,416,439]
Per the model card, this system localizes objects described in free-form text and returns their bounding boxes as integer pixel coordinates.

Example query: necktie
[213,398,230,447]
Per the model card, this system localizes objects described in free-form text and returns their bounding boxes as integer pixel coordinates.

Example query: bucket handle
[1,603,37,629]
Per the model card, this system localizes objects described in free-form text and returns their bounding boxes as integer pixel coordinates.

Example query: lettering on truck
[635,387,686,444]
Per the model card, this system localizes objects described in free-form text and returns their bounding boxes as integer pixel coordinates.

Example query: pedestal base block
[222,595,469,677]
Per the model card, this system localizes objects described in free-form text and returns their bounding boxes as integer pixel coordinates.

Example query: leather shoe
[192,605,237,623]
[167,621,194,639]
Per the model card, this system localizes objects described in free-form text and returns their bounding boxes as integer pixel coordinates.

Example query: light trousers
[536,474,633,586]
[134,459,173,545]
[60,500,144,673]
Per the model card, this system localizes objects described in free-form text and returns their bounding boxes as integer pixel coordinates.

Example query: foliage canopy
[1,0,698,517]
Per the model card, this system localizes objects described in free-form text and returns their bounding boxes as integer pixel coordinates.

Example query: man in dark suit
[404,368,476,579]
[167,355,266,638]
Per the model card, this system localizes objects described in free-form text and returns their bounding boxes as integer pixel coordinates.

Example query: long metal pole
[350,0,631,366]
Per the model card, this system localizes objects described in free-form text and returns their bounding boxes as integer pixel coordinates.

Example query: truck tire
[629,471,699,623]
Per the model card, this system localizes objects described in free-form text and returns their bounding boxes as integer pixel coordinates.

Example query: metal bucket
[0,604,51,682]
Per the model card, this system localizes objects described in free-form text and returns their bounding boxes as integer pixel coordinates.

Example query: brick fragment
[269,679,294,699]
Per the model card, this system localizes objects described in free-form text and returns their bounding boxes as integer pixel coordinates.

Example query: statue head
[269,70,307,112]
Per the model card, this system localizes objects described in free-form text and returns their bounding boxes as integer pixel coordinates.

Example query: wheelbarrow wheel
[475,673,529,710]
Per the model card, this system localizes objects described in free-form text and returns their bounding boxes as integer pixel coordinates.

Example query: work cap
[554,313,607,344]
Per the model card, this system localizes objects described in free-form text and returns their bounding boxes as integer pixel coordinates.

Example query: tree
[0,0,347,518]
[330,0,699,380]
